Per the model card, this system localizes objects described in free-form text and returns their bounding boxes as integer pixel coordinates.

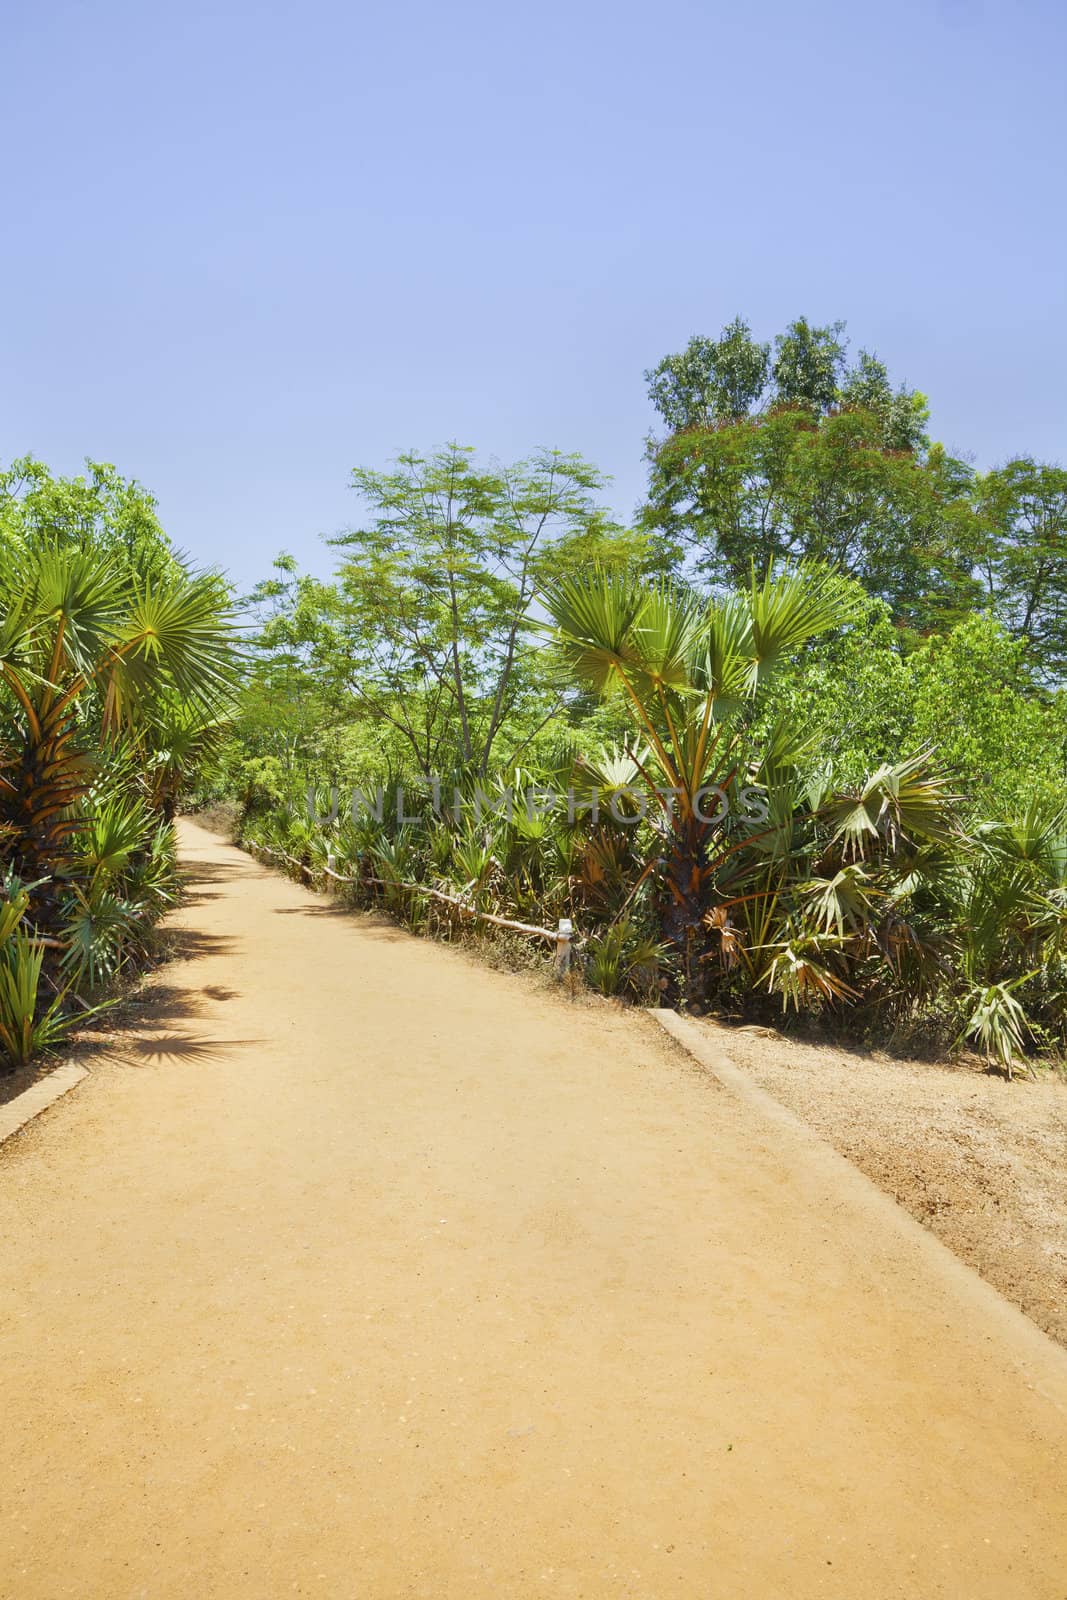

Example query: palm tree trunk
[661,812,710,1008]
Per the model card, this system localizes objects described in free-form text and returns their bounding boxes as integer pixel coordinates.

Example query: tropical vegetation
[7,315,1067,1079]
[0,458,236,1069]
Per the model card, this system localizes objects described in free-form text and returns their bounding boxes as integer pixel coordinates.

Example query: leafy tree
[221,410,1067,1060]
[759,600,1067,817]
[235,554,332,807]
[0,456,178,581]
[643,316,957,618]
[771,317,848,412]
[317,445,647,779]
[754,589,914,786]
[644,317,770,430]
[972,458,1067,678]
[839,351,930,453]
[0,475,237,1069]
[645,406,976,620]
[906,615,1067,814]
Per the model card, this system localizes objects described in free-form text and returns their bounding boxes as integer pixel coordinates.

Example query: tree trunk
[660,812,710,1008]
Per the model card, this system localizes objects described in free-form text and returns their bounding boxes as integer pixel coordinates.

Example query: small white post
[555,917,573,979]
[326,853,337,892]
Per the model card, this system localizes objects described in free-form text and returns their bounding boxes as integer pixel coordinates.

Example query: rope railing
[243,840,577,975]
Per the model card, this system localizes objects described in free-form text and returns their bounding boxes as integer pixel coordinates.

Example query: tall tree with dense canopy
[642,316,966,624]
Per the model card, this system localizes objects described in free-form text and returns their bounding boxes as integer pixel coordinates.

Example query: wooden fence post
[555,918,573,979]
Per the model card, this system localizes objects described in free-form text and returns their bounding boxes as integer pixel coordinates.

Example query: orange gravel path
[2,819,1066,1599]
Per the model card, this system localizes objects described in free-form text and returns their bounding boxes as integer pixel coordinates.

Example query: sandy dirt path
[2,820,1067,1599]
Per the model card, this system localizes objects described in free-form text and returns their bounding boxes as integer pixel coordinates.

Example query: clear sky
[3,0,1065,591]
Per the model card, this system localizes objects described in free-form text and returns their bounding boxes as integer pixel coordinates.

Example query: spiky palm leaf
[121,823,179,921]
[797,864,883,938]
[827,752,961,861]
[75,793,156,883]
[59,882,140,990]
[763,932,858,1012]
[958,977,1034,1079]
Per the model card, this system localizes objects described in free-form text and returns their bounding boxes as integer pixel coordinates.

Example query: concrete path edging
[650,1006,1067,1402]
[0,1062,88,1146]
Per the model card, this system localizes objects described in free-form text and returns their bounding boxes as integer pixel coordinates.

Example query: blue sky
[3,0,1065,590]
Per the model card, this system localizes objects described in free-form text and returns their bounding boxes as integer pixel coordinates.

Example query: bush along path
[0,536,236,1074]
[2,818,1066,1598]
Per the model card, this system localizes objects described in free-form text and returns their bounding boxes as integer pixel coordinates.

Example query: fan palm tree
[543,562,856,999]
[138,694,230,821]
[0,543,236,926]
[690,744,958,1016]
